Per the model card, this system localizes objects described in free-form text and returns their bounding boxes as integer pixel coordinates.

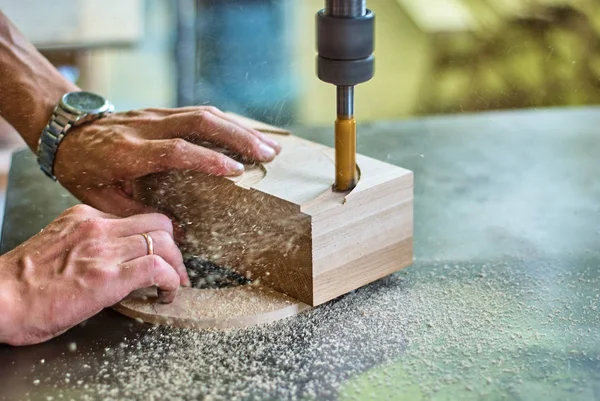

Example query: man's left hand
[54,106,281,220]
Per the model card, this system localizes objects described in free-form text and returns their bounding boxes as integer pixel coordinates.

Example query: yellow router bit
[335,105,357,190]
[316,0,375,191]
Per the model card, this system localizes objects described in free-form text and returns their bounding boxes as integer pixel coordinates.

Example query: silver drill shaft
[337,86,354,118]
[325,0,366,18]
[325,0,366,119]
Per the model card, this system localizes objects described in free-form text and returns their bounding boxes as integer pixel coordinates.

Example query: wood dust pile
[28,256,600,400]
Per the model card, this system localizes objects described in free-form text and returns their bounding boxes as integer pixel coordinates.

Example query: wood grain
[114,285,310,329]
[133,115,414,306]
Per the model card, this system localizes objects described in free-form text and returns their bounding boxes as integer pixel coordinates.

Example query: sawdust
[70,256,599,400]
[135,169,315,301]
[185,258,250,289]
[137,170,310,266]
[22,255,600,400]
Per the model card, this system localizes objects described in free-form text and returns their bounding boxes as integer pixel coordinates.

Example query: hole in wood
[185,257,250,289]
[228,163,267,189]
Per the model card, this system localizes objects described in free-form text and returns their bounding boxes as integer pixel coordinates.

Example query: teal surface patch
[338,256,600,400]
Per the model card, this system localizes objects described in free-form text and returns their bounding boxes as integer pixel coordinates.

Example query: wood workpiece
[132,115,414,307]
[114,285,310,329]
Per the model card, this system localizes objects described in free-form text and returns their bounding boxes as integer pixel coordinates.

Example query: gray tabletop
[0,107,599,400]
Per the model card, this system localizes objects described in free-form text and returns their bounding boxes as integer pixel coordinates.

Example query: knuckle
[203,106,220,114]
[216,155,232,175]
[168,138,188,154]
[202,153,229,176]
[152,230,173,245]
[251,141,265,156]
[77,217,108,237]
[122,109,142,118]
[149,213,173,233]
[148,254,166,270]
[207,158,227,176]
[190,110,206,123]
[197,109,217,124]
[66,204,95,216]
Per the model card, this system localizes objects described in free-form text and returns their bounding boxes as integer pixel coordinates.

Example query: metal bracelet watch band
[37,105,78,180]
[37,91,114,180]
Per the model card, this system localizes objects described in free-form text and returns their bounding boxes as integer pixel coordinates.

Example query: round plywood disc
[113,285,310,330]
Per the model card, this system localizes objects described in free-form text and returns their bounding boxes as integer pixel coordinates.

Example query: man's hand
[0,204,190,346]
[0,14,282,219]
[53,106,281,218]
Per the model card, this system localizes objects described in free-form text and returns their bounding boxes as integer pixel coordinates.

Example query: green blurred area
[3,0,599,124]
[408,0,600,115]
[295,0,600,124]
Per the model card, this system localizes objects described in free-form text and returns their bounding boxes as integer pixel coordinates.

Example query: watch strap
[37,106,79,180]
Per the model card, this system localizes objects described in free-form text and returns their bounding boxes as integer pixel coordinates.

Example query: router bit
[316,0,375,191]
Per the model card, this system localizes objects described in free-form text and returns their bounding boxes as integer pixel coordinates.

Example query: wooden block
[134,116,413,306]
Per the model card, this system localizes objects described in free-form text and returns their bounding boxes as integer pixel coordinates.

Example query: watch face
[61,91,110,115]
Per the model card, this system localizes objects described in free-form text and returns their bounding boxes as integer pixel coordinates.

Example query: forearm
[0,261,18,345]
[0,11,79,151]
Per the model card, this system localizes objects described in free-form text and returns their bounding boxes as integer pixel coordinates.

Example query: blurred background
[2,0,599,127]
[0,0,598,227]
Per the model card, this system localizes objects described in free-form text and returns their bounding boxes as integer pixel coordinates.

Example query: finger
[75,186,173,236]
[205,107,282,153]
[63,203,119,220]
[163,111,277,161]
[118,255,180,303]
[142,138,245,176]
[152,106,282,152]
[71,186,187,240]
[117,230,190,287]
[75,186,158,217]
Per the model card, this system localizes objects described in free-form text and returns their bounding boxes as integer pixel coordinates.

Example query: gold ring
[141,233,154,255]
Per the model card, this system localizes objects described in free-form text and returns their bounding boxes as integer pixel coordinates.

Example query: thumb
[75,186,187,241]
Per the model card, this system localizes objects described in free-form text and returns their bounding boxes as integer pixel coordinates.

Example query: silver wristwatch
[37,91,114,180]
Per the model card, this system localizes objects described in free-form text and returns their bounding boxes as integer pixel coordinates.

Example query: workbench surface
[1,107,599,400]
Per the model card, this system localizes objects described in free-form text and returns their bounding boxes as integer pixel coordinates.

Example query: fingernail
[172,223,186,242]
[263,137,281,153]
[182,272,192,287]
[158,288,177,304]
[259,143,276,160]
[227,159,245,173]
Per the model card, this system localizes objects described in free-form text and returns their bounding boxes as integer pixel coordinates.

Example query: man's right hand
[53,106,281,220]
[0,204,190,346]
